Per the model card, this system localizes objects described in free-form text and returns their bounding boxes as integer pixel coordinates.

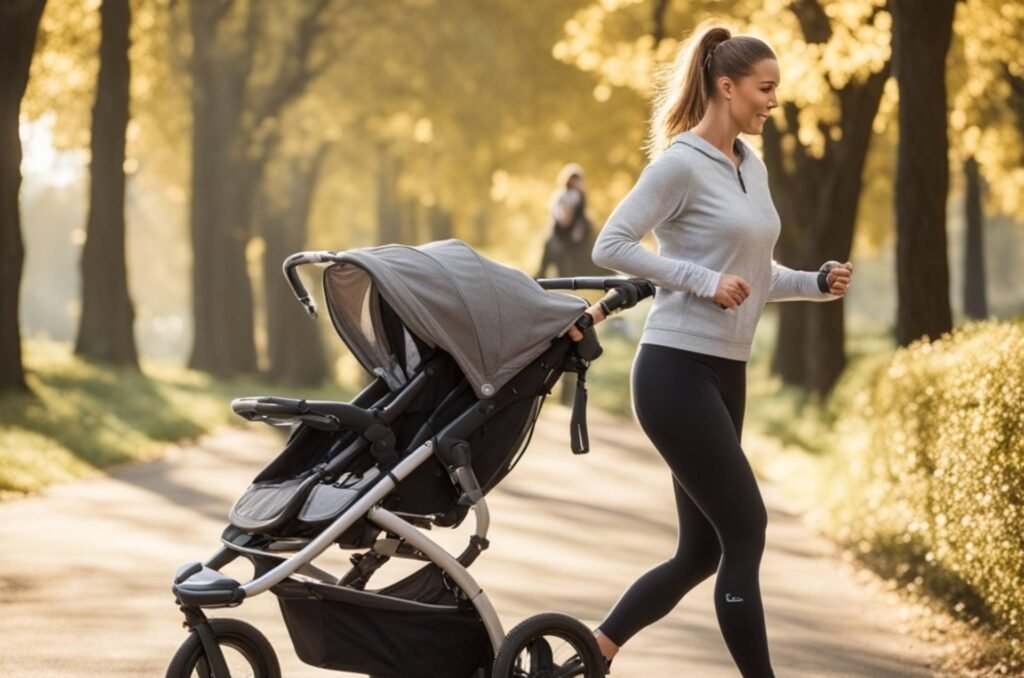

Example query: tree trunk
[762,116,809,385]
[650,0,671,46]
[892,0,956,346]
[764,62,889,395]
[376,147,402,245]
[0,0,47,393]
[263,149,328,386]
[187,2,258,376]
[402,198,421,244]
[962,156,987,320]
[428,205,453,241]
[75,0,138,368]
[770,304,807,384]
[260,161,327,387]
[804,67,888,395]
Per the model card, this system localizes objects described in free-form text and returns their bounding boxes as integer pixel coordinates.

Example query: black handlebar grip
[600,279,655,315]
[282,253,318,318]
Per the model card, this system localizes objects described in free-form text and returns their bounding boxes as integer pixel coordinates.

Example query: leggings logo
[725,593,744,603]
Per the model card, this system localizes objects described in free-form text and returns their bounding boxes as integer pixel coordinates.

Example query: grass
[0,340,354,498]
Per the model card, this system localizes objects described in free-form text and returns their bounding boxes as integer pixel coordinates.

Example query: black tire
[165,617,280,678]
[493,612,606,678]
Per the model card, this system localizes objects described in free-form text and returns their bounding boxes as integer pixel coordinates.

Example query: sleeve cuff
[816,269,830,294]
[701,270,722,299]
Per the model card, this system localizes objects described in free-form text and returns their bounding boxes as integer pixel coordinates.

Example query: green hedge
[818,320,1023,660]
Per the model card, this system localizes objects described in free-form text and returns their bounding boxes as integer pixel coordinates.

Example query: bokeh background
[1,0,1022,674]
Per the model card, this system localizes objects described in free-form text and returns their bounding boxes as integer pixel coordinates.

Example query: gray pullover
[592,130,838,362]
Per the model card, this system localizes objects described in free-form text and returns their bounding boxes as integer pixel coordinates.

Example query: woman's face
[722,58,780,135]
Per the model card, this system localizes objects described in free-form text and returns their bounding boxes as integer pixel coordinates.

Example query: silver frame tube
[368,505,504,653]
[219,540,339,584]
[207,437,505,653]
[239,440,435,597]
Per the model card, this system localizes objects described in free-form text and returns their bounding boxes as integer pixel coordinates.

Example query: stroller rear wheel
[165,617,280,678]
[493,613,606,678]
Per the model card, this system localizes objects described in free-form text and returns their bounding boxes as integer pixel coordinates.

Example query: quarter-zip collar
[672,130,750,193]
[672,130,748,168]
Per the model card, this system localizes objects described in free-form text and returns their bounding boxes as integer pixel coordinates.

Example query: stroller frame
[168,245,653,678]
[185,439,503,636]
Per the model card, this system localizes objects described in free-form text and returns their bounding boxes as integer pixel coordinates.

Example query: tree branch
[253,0,334,124]
[651,0,671,45]
[789,0,831,44]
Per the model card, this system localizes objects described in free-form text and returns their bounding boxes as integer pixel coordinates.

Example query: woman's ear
[718,76,734,100]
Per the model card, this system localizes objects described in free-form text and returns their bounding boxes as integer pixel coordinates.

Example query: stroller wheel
[493,613,606,678]
[165,617,280,678]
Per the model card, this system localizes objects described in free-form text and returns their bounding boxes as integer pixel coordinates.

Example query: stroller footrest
[172,562,246,608]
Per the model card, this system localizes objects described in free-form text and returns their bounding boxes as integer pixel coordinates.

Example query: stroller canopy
[323,240,587,399]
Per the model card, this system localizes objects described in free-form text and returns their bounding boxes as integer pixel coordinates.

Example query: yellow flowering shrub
[818,320,1024,658]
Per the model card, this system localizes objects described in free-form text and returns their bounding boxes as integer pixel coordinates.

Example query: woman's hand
[713,274,751,309]
[568,305,606,341]
[823,261,854,296]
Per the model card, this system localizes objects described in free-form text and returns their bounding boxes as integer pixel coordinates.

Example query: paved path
[0,405,947,677]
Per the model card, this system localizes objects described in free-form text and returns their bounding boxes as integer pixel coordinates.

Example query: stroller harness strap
[571,367,590,454]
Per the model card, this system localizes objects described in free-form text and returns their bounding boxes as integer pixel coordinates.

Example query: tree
[0,0,48,393]
[950,0,1024,221]
[949,1,1024,320]
[757,0,891,395]
[186,0,348,377]
[962,156,987,319]
[260,143,330,386]
[75,0,138,368]
[891,0,957,346]
[339,0,641,262]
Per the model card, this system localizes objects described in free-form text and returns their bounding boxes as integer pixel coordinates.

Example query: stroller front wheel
[165,617,280,678]
[493,612,606,678]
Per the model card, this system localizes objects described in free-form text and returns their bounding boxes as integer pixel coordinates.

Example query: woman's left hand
[826,261,853,296]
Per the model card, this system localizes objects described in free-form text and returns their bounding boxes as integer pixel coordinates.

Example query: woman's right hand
[713,274,751,309]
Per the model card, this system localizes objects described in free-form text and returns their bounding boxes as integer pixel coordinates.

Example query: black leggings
[598,343,774,678]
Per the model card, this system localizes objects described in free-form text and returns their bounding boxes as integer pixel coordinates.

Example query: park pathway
[0,405,947,677]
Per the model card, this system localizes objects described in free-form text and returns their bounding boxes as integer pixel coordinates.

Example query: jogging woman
[568,24,854,677]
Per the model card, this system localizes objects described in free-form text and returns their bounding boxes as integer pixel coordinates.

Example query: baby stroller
[166,239,653,678]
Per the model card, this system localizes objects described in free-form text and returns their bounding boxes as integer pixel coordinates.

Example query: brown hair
[647,22,776,158]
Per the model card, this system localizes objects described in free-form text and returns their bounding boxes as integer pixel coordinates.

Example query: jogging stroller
[166,239,653,678]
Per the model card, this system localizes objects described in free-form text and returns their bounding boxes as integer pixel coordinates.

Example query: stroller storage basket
[274,579,492,678]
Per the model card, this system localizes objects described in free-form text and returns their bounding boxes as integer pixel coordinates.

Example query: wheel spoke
[528,636,555,670]
[494,614,602,678]
[551,654,586,678]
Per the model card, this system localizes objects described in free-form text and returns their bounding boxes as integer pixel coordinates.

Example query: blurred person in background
[536,163,594,278]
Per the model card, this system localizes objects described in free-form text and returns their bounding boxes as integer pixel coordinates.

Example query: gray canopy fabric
[322,239,587,399]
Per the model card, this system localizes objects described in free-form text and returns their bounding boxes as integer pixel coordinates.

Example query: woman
[570,24,854,677]
[536,163,594,278]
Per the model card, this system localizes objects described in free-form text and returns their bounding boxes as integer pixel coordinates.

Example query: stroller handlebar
[536,276,655,309]
[596,278,656,315]
[282,251,341,320]
[536,276,634,291]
